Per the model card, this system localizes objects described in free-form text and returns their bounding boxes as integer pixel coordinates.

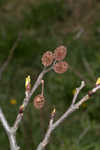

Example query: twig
[0,33,21,80]
[36,82,100,150]
[37,118,54,150]
[71,81,85,106]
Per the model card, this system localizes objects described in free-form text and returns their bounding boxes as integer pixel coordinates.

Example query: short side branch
[71,81,85,106]
[36,118,54,150]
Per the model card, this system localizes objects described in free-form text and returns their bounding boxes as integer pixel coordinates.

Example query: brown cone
[53,61,68,74]
[42,51,54,67]
[54,45,67,61]
[33,94,45,109]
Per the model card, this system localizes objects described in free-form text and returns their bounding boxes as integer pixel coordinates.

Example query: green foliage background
[0,0,100,149]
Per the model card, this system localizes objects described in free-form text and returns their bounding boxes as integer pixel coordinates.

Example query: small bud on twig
[51,108,56,119]
[19,104,24,114]
[25,76,31,90]
[96,77,100,86]
[25,76,31,97]
[88,90,93,97]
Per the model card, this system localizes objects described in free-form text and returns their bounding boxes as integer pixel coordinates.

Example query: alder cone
[53,61,68,74]
[33,94,45,109]
[42,51,54,67]
[54,45,67,61]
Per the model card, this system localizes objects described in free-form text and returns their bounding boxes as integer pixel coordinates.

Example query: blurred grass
[0,0,100,150]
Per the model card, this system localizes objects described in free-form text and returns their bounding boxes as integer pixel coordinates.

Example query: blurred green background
[0,0,100,149]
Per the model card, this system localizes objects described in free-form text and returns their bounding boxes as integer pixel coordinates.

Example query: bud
[33,94,45,109]
[53,61,68,74]
[19,104,24,113]
[51,108,56,118]
[96,77,100,86]
[88,90,93,97]
[54,45,67,61]
[25,76,31,91]
[42,51,54,67]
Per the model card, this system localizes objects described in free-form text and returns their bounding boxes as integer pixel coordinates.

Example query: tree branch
[36,82,100,150]
[0,44,100,150]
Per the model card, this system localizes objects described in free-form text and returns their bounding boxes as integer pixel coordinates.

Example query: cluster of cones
[42,45,68,74]
[34,45,69,109]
